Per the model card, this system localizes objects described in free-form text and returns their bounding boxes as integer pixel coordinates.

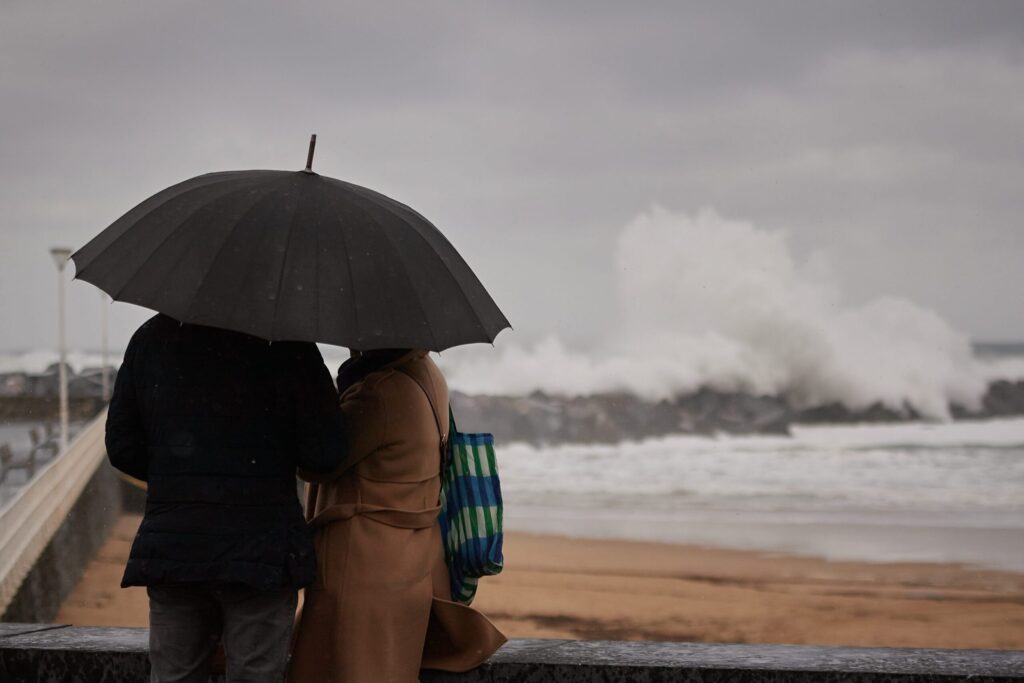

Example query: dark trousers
[148,583,298,683]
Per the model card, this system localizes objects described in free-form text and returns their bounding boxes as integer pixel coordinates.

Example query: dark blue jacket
[106,314,345,590]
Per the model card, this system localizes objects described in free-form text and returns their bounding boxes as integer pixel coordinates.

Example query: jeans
[148,583,298,683]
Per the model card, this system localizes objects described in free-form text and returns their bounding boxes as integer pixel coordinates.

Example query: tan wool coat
[288,351,506,683]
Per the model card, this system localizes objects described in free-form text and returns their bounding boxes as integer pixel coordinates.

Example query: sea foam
[498,417,1024,514]
[443,206,994,419]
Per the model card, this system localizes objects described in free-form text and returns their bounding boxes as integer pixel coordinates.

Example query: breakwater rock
[451,380,1024,445]
[3,365,1022,446]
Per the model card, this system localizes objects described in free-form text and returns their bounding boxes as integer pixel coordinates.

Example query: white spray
[443,206,989,419]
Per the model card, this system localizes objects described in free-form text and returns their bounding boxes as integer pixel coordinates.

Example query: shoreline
[57,516,1024,650]
[504,504,1024,573]
[472,531,1024,649]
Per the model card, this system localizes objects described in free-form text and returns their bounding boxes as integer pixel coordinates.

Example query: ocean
[3,346,1024,571]
[499,417,1024,572]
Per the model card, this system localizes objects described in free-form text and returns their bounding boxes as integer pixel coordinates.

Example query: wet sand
[57,515,1024,649]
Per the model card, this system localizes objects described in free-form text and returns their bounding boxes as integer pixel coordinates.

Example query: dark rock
[452,379,1024,446]
[451,389,791,445]
[981,380,1024,416]
[794,401,920,425]
[674,389,790,435]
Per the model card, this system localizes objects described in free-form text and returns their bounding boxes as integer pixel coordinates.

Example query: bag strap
[395,367,450,468]
[393,368,446,444]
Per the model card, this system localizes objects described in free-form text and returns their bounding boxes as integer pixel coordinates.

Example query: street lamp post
[50,247,73,452]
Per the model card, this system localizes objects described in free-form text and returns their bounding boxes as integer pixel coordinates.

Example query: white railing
[0,411,107,615]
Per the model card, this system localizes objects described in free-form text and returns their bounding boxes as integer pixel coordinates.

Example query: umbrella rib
[342,184,494,341]
[74,172,249,272]
[108,180,273,302]
[179,185,286,326]
[268,186,304,341]
[344,198,440,351]
[314,198,321,342]
[334,209,360,345]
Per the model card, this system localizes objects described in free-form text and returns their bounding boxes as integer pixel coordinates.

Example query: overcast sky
[2,1,1022,355]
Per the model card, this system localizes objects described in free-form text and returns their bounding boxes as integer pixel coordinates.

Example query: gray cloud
[1,0,1022,354]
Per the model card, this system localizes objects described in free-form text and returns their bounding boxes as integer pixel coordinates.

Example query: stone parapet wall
[0,461,122,623]
[2,625,1022,683]
[0,416,115,622]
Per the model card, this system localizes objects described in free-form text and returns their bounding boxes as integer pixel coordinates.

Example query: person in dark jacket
[106,313,346,683]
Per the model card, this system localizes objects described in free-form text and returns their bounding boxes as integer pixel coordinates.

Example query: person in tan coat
[288,349,506,683]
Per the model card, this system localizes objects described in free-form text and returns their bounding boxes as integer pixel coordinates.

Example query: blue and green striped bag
[437,408,504,605]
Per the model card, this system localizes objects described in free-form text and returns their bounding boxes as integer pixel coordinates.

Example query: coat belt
[308,502,442,529]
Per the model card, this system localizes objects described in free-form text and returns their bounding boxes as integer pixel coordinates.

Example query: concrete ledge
[0,415,112,621]
[1,625,148,683]
[1,461,122,623]
[2,625,1022,683]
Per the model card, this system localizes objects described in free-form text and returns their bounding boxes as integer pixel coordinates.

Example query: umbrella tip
[303,134,317,173]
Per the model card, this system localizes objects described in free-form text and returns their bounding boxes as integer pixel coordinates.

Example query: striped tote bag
[437,408,504,605]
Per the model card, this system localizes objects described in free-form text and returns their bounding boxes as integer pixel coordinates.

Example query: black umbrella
[71,136,510,351]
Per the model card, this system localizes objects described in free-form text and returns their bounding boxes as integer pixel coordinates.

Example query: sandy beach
[56,515,1024,650]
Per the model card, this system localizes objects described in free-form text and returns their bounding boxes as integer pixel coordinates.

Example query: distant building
[0,373,27,397]
[0,364,116,400]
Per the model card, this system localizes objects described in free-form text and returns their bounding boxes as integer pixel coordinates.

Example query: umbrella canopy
[72,151,510,351]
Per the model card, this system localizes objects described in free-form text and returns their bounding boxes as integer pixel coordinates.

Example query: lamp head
[49,247,73,271]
